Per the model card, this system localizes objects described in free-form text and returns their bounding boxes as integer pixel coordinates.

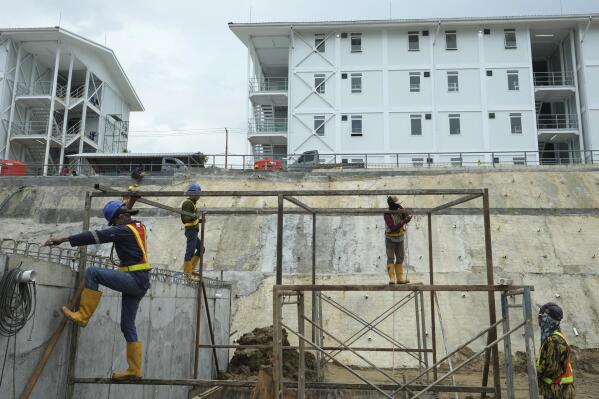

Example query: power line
[129,127,244,133]
[130,131,247,137]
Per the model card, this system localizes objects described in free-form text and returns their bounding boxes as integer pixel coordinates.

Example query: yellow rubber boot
[62,288,102,327]
[386,264,396,285]
[395,263,410,284]
[190,255,202,276]
[183,261,199,281]
[112,341,143,380]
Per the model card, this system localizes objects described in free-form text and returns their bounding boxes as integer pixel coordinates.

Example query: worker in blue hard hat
[181,182,204,279]
[43,198,150,381]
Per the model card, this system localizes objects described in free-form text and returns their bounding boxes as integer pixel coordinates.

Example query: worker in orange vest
[44,200,150,381]
[536,302,575,398]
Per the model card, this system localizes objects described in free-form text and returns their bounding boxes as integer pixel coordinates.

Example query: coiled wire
[0,267,36,337]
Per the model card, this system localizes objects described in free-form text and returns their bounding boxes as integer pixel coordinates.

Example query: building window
[445,30,457,50]
[351,73,362,93]
[409,72,421,92]
[412,157,424,167]
[314,115,325,136]
[314,74,325,94]
[410,114,422,135]
[449,114,461,135]
[447,71,459,92]
[351,115,362,136]
[504,29,517,49]
[315,33,325,52]
[451,157,463,167]
[513,156,526,165]
[351,33,362,52]
[408,31,420,51]
[507,70,519,91]
[510,113,522,134]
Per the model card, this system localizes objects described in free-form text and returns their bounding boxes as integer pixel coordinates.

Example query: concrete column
[78,69,91,155]
[478,29,491,161]
[59,54,74,167]
[43,43,61,176]
[570,29,586,161]
[28,54,37,95]
[4,44,22,160]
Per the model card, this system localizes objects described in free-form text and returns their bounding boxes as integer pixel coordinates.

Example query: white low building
[0,27,143,175]
[230,14,599,166]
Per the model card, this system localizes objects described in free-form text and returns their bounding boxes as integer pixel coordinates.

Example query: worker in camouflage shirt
[536,302,575,399]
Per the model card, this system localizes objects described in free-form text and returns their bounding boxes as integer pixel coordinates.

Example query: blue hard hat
[103,201,137,225]
[188,183,202,193]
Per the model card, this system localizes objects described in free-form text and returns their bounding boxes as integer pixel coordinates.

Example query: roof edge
[228,13,596,29]
[1,26,144,112]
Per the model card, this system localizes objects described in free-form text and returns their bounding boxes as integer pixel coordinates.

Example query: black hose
[0,267,36,337]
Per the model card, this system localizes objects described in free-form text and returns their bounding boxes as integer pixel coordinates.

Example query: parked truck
[288,150,365,170]
[66,152,206,176]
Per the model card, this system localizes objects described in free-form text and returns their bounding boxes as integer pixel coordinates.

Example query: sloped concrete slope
[1,167,598,368]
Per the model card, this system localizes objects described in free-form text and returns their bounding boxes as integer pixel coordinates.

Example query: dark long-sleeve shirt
[68,223,145,267]
[68,222,151,291]
[537,333,575,398]
[181,198,200,228]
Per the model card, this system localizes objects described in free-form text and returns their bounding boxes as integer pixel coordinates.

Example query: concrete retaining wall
[0,254,230,399]
[0,167,598,370]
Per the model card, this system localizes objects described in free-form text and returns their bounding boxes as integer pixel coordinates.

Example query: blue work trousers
[85,267,149,342]
[184,228,202,261]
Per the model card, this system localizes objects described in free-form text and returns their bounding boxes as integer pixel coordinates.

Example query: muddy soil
[325,363,599,399]
[225,326,318,381]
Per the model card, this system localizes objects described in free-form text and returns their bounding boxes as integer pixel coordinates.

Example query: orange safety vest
[119,223,152,272]
[537,331,574,385]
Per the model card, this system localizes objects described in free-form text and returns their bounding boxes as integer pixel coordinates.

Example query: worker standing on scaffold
[181,183,203,279]
[384,195,412,284]
[43,199,150,381]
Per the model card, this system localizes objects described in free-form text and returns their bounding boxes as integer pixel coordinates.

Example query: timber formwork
[19,185,540,399]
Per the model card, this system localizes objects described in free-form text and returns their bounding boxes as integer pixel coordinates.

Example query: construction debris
[226,326,317,381]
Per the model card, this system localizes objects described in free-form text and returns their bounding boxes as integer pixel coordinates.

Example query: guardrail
[11,120,62,137]
[2,150,599,176]
[16,81,67,98]
[533,71,574,86]
[249,118,288,133]
[537,114,578,130]
[249,77,288,93]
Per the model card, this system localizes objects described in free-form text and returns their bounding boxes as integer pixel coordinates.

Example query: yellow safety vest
[183,200,200,227]
[118,223,152,272]
[536,331,574,385]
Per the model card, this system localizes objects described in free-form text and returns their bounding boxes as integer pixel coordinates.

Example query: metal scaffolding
[18,185,540,399]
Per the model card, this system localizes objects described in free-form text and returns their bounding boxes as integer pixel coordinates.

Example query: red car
[0,160,27,176]
[253,158,282,171]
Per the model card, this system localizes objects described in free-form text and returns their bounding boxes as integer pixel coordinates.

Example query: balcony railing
[16,81,67,98]
[12,120,61,137]
[536,114,578,130]
[249,118,288,133]
[249,77,288,93]
[533,72,574,87]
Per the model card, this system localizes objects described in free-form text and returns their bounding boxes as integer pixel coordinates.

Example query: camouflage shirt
[537,333,575,399]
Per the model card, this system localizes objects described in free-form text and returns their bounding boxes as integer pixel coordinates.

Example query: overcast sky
[1,0,597,156]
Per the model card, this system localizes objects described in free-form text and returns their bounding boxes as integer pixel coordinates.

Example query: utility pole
[224,127,229,169]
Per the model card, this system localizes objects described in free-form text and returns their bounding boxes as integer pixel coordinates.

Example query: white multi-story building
[230,14,599,166]
[0,27,143,175]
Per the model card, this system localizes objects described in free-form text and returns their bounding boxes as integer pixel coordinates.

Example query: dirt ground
[325,364,599,399]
